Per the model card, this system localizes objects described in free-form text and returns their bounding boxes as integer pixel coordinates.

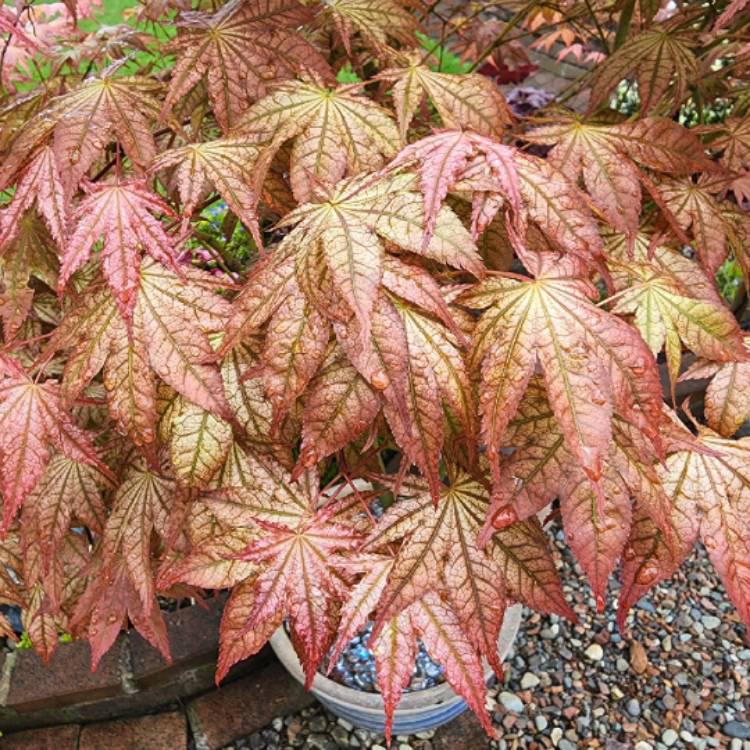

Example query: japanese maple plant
[1,0,749,741]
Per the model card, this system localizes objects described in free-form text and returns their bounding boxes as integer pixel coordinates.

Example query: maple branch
[581,0,610,55]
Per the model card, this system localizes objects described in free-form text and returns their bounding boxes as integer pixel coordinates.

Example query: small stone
[499,691,524,713]
[663,694,677,710]
[521,672,540,689]
[635,743,653,750]
[307,716,328,733]
[585,643,604,661]
[701,615,721,630]
[541,625,559,639]
[337,719,354,732]
[551,727,563,747]
[629,641,649,674]
[331,726,350,746]
[730,740,743,750]
[626,698,641,717]
[616,657,629,672]
[724,722,750,740]
[534,715,549,732]
[559,741,576,750]
[273,718,284,732]
[305,735,337,750]
[398,745,411,750]
[662,729,679,747]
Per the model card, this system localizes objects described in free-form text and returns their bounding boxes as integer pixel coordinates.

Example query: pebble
[661,728,678,746]
[585,643,604,661]
[635,743,654,750]
[724,721,750,740]
[499,691,524,713]
[520,672,540,689]
[630,641,649,673]
[626,698,641,716]
[305,734,337,750]
[550,727,563,746]
[308,717,327,733]
[701,615,721,630]
[534,715,548,731]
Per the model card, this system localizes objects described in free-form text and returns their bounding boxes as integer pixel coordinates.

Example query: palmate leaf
[588,28,697,114]
[317,0,419,56]
[365,474,506,676]
[296,344,381,472]
[460,259,662,494]
[72,559,171,670]
[378,55,512,140]
[617,500,694,630]
[60,180,183,321]
[0,211,58,340]
[101,464,176,614]
[233,80,400,203]
[224,172,479,354]
[707,115,750,174]
[29,454,108,572]
[488,517,575,621]
[157,504,259,592]
[657,177,729,275]
[477,380,672,602]
[49,261,231,427]
[387,130,603,264]
[221,343,294,464]
[152,138,269,245]
[161,0,331,132]
[0,358,111,531]
[336,555,417,742]
[0,74,163,199]
[606,230,722,303]
[609,259,746,388]
[680,339,750,437]
[526,117,717,237]
[217,576,284,682]
[621,429,750,631]
[215,454,362,686]
[357,474,516,736]
[0,146,67,252]
[260,276,331,428]
[167,396,233,489]
[334,288,475,499]
[49,287,158,449]
[122,260,232,419]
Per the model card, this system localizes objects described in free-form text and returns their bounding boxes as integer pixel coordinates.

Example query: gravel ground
[222,523,750,750]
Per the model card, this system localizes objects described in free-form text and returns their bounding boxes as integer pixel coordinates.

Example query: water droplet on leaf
[635,562,659,586]
[371,370,389,390]
[492,505,518,529]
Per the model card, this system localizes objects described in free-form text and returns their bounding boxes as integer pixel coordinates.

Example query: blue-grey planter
[269,604,522,736]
